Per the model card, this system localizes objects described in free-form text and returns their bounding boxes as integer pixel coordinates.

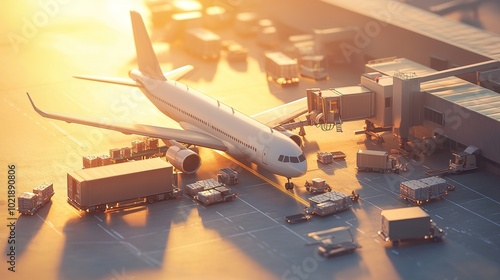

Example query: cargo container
[67,158,181,212]
[265,51,300,86]
[217,168,239,186]
[356,150,405,173]
[195,186,237,205]
[304,178,332,193]
[378,207,444,246]
[184,27,221,59]
[400,176,453,205]
[185,178,223,197]
[305,191,351,216]
[18,182,55,215]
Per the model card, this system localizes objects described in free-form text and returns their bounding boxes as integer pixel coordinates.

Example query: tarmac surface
[1,1,500,279]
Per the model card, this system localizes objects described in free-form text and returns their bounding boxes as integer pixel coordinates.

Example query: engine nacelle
[166,145,201,174]
[279,130,302,147]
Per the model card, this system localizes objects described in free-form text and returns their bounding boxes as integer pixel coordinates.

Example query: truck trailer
[184,27,221,59]
[67,158,181,212]
[264,51,300,86]
[378,207,444,246]
[356,150,405,173]
[18,182,55,215]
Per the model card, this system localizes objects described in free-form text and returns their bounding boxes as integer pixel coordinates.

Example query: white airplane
[27,11,307,190]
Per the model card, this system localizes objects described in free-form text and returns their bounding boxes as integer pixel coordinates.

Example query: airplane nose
[289,161,307,177]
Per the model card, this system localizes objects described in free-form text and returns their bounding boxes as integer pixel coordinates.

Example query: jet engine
[165,142,201,174]
[278,129,302,147]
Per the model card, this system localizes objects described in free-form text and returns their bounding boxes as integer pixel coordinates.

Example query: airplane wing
[73,65,194,85]
[26,93,228,151]
[251,97,308,128]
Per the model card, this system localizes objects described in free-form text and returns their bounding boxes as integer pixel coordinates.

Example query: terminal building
[268,0,500,169]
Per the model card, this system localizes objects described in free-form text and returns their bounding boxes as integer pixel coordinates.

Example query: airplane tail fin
[130,11,166,81]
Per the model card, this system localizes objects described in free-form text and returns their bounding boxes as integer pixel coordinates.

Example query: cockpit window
[278,154,306,163]
[299,154,306,162]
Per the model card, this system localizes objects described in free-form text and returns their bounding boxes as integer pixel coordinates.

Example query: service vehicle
[378,207,444,246]
[356,149,406,173]
[400,176,454,205]
[306,226,360,258]
[18,182,55,215]
[67,158,181,213]
[317,151,346,164]
[305,191,352,216]
[264,51,300,86]
[304,178,332,193]
[195,186,237,205]
[425,146,480,176]
[285,213,311,224]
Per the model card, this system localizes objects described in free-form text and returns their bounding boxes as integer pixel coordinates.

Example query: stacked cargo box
[145,137,159,150]
[307,191,351,216]
[217,168,238,185]
[132,140,146,154]
[83,156,99,168]
[185,178,223,197]
[400,176,448,203]
[33,182,54,201]
[18,192,37,213]
[196,189,222,205]
[109,148,121,160]
[121,147,132,158]
[98,155,112,166]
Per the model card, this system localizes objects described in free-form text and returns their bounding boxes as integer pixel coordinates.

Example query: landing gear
[285,178,295,191]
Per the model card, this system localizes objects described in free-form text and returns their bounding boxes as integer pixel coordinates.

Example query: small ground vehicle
[425,146,480,176]
[285,213,311,224]
[378,207,444,246]
[306,226,361,258]
[304,178,332,193]
[317,151,346,164]
[18,182,55,215]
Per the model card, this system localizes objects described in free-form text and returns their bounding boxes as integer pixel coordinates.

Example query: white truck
[356,150,406,173]
[378,207,444,246]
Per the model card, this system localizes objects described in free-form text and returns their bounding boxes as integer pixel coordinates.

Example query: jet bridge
[280,87,374,133]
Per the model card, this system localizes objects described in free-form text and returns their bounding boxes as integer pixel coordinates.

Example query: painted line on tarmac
[446,177,500,206]
[215,151,309,206]
[36,214,62,236]
[444,197,500,227]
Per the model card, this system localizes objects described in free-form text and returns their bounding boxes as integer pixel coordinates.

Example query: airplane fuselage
[129,70,307,178]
